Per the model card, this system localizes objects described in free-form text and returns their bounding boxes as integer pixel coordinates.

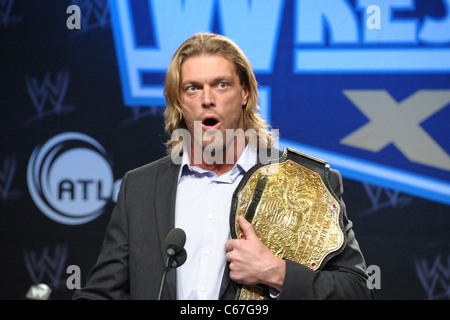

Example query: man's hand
[225,216,286,291]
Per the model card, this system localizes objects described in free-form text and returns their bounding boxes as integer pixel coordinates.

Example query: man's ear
[241,85,249,107]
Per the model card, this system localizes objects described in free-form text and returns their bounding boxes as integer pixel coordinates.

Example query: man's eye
[218,82,227,89]
[187,85,197,92]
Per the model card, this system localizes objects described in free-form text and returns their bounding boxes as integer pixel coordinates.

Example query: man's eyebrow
[181,75,235,86]
[213,75,235,83]
[180,80,199,87]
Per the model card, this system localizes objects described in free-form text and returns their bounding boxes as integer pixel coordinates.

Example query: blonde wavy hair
[163,32,274,155]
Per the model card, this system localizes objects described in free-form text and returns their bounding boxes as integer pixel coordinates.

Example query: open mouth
[202,115,220,129]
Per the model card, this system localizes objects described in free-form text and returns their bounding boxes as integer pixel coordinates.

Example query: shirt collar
[178,144,257,183]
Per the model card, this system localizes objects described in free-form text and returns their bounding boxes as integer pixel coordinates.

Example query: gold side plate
[234,160,344,300]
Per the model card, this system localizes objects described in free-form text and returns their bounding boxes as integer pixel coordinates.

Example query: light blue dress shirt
[175,145,257,300]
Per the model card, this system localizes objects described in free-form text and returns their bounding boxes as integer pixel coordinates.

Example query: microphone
[170,248,187,268]
[157,228,187,300]
[165,228,186,257]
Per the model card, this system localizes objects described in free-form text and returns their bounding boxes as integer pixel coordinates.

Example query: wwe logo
[23,244,68,289]
[414,255,450,300]
[70,0,109,34]
[357,182,411,216]
[0,156,22,201]
[0,0,22,26]
[24,70,74,124]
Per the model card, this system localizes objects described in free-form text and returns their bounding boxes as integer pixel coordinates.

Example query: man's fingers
[238,215,257,239]
[225,239,234,251]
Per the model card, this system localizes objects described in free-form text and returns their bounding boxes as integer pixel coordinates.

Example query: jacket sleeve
[72,172,131,300]
[277,168,375,300]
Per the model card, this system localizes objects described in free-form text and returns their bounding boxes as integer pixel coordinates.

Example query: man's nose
[201,86,215,108]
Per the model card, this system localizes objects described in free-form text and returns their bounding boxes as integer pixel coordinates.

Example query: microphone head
[170,249,187,268]
[165,228,186,256]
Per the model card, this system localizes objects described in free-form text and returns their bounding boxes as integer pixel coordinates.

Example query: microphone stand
[157,255,174,300]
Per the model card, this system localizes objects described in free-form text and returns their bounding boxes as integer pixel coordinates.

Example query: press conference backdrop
[1,0,449,300]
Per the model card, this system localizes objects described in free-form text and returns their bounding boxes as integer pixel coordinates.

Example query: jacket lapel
[218,147,284,299]
[154,156,180,300]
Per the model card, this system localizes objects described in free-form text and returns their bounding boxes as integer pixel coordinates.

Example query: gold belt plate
[233,160,344,300]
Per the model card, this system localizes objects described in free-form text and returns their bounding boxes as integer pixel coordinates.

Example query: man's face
[179,54,249,152]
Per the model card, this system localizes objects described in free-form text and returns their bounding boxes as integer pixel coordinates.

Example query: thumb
[238,216,257,240]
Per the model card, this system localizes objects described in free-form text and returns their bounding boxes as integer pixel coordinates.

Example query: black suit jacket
[73,152,374,300]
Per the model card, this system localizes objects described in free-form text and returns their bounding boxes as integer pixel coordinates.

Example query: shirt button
[203,249,210,255]
[200,286,206,292]
[207,214,213,220]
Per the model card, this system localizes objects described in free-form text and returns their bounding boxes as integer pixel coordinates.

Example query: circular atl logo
[27,132,115,225]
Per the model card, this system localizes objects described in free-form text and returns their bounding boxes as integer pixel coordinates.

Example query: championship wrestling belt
[229,148,346,300]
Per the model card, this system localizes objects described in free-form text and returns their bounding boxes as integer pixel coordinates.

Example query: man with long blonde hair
[164,33,273,156]
[73,32,374,300]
